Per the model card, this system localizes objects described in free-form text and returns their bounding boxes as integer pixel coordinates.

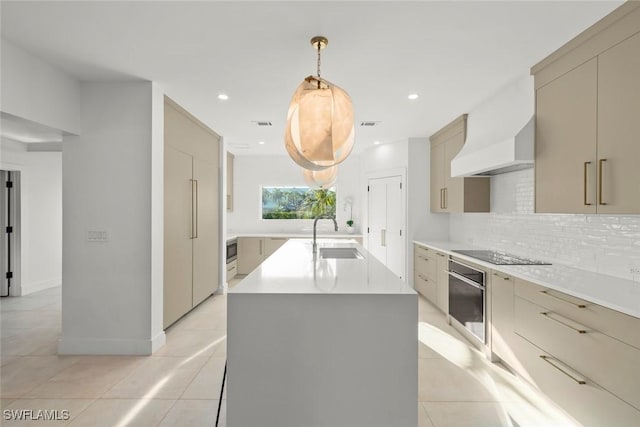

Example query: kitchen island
[227,239,417,427]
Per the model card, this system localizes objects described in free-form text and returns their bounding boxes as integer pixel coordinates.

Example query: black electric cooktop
[452,250,551,266]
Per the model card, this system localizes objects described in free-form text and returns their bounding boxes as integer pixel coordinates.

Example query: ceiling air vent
[360,121,380,127]
[252,121,272,127]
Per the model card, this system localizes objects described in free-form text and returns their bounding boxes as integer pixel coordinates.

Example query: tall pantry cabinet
[164,97,220,328]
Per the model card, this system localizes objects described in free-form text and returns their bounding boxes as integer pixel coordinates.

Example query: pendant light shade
[285,36,355,171]
[302,165,338,189]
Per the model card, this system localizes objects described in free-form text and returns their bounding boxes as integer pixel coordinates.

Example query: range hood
[451,74,534,177]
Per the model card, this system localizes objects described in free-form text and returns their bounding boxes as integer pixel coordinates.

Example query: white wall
[60,81,165,355]
[0,39,81,134]
[450,168,640,281]
[0,138,62,295]
[227,154,362,235]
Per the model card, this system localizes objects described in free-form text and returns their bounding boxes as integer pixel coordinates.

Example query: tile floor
[1,283,576,426]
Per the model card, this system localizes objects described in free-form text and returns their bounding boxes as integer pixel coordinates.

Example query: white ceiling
[1,1,622,155]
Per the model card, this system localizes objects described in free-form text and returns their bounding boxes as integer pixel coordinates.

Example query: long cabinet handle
[492,272,510,281]
[418,274,428,281]
[190,179,197,239]
[444,188,448,210]
[194,179,199,238]
[540,290,587,308]
[540,311,588,334]
[598,159,607,205]
[439,188,443,209]
[418,255,429,261]
[436,252,446,258]
[539,355,586,385]
[583,161,592,206]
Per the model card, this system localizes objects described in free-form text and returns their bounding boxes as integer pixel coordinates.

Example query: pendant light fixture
[302,165,338,189]
[285,36,355,171]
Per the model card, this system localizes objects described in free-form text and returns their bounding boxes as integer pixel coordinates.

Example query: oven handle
[447,271,485,290]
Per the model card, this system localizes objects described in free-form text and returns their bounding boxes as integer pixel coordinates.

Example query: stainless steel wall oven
[448,259,486,343]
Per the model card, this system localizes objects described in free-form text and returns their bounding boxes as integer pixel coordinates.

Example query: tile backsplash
[449,169,640,281]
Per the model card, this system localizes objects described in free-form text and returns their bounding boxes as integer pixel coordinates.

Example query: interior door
[367,178,387,264]
[384,176,404,280]
[368,175,405,280]
[192,157,219,306]
[164,147,193,328]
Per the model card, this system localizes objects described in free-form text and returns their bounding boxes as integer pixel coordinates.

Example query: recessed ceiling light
[218,93,229,100]
[373,141,381,145]
[408,93,419,100]
[258,141,265,145]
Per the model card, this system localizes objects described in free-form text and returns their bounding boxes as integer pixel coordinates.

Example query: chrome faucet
[313,215,338,254]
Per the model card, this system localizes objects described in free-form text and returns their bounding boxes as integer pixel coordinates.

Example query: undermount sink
[319,247,364,259]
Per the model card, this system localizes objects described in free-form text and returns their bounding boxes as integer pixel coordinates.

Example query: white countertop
[413,240,640,319]
[230,239,415,295]
[227,232,363,242]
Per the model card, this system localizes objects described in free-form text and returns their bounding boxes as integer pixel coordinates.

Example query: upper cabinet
[430,115,490,213]
[532,2,640,214]
[226,152,234,212]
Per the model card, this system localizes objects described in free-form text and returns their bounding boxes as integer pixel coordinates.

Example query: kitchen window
[261,186,336,220]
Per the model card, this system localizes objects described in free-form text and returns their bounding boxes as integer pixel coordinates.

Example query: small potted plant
[346,219,355,234]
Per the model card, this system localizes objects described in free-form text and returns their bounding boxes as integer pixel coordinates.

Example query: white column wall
[59,81,165,355]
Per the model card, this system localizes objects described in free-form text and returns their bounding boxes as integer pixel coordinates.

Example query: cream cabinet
[489,271,517,369]
[434,252,449,314]
[226,152,234,212]
[226,260,238,281]
[414,245,437,303]
[490,276,640,425]
[237,237,266,275]
[237,237,291,275]
[413,244,449,313]
[164,97,220,328]
[596,31,640,214]
[532,3,640,214]
[429,115,490,213]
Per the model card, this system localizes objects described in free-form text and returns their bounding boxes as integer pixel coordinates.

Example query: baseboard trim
[58,332,167,356]
[20,278,61,296]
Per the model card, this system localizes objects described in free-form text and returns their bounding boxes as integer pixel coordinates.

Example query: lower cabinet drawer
[515,278,640,350]
[226,263,237,280]
[511,333,640,427]
[414,272,436,304]
[515,296,640,410]
[414,253,436,279]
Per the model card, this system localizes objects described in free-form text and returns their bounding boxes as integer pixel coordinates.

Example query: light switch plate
[87,230,109,242]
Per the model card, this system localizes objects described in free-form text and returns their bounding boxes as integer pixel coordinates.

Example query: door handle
[583,161,591,206]
[598,158,607,205]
